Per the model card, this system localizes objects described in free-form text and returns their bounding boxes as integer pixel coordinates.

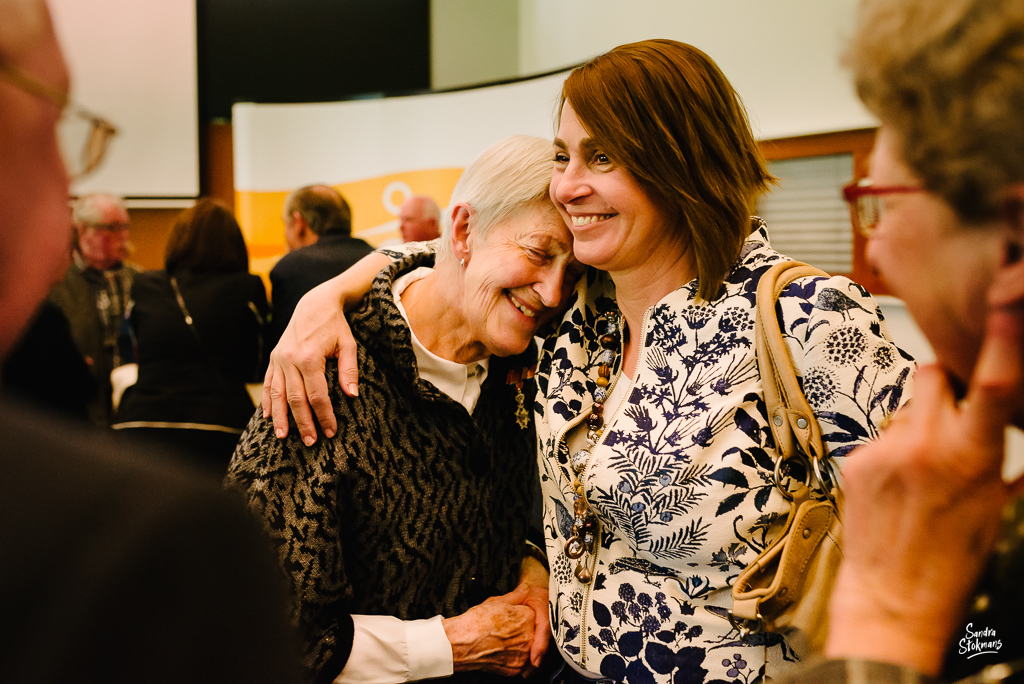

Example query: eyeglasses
[84,221,130,233]
[842,178,924,237]
[0,60,118,179]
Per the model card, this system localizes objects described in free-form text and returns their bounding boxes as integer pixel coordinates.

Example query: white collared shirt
[392,266,488,413]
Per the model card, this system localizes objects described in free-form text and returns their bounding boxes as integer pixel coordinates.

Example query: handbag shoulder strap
[755,260,830,474]
[169,273,266,385]
[169,275,202,344]
[169,274,231,391]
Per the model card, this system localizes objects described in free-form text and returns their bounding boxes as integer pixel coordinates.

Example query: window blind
[755,153,854,273]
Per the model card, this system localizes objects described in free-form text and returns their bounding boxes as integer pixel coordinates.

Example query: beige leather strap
[755,261,830,468]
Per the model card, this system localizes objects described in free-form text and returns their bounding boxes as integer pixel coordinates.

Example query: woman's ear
[988,184,1024,308]
[449,202,474,265]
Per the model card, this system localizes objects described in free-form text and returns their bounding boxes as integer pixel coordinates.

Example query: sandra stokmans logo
[959,623,1003,659]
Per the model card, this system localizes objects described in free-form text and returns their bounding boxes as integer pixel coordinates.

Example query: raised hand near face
[827,306,1024,676]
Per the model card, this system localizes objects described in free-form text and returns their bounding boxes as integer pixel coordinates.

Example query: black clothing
[268,233,374,348]
[1,301,96,420]
[113,269,267,471]
[0,395,301,683]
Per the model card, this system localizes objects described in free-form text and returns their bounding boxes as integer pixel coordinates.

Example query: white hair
[72,193,128,226]
[437,135,555,263]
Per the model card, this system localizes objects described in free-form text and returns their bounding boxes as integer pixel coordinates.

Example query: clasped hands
[443,557,551,678]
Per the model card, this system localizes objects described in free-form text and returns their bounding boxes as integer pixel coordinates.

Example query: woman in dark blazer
[113,199,267,472]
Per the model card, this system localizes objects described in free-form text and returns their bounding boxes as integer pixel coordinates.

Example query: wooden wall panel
[760,128,888,294]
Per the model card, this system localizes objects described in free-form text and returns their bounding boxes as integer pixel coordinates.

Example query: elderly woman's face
[461,202,583,358]
[551,103,679,274]
[866,127,1004,382]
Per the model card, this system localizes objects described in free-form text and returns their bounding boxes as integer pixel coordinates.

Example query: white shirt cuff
[335,614,453,684]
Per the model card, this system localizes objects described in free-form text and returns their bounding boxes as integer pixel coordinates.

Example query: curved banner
[233,71,570,278]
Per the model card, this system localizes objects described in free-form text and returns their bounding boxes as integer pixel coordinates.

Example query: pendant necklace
[564,314,620,584]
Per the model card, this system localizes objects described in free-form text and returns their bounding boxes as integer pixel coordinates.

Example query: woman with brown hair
[113,198,267,471]
[262,40,913,682]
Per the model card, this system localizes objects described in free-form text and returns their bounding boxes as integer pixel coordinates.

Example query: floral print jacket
[535,222,915,684]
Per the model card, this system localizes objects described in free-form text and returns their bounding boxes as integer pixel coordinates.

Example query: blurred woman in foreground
[784,0,1024,681]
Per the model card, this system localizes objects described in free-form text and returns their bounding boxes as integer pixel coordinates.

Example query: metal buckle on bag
[773,451,840,505]
[812,456,841,508]
[772,454,812,501]
[728,610,765,640]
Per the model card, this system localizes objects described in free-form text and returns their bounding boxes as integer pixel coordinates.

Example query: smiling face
[550,102,687,279]
[865,126,1006,383]
[459,201,584,358]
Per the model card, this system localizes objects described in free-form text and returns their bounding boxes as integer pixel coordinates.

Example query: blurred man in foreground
[0,1,299,680]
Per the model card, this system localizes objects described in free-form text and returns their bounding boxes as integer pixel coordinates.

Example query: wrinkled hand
[827,307,1024,676]
[443,585,538,677]
[261,280,355,445]
[518,555,552,675]
[262,252,390,444]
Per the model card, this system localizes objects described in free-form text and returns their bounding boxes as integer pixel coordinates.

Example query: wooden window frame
[759,128,887,294]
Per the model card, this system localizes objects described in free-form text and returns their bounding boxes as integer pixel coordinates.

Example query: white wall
[431,0,520,90]
[517,0,876,140]
[49,0,199,200]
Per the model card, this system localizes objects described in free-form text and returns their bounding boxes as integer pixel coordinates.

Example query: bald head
[399,195,441,242]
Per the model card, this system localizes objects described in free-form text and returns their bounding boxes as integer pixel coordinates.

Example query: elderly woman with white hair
[227,135,585,684]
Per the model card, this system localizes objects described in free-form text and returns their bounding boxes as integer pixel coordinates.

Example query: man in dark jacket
[48,192,141,426]
[268,184,374,348]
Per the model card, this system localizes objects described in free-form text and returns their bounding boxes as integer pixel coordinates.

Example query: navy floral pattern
[536,222,915,683]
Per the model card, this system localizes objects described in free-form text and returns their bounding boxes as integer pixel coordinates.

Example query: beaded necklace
[563,314,620,584]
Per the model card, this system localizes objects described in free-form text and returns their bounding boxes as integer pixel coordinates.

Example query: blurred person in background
[48,192,139,426]
[399,194,442,242]
[113,198,268,473]
[1,299,96,420]
[268,184,373,349]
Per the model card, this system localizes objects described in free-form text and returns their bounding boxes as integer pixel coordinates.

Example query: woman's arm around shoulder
[262,241,440,444]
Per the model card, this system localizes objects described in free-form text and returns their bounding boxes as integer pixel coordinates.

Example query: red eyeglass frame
[841,181,924,204]
[842,180,925,236]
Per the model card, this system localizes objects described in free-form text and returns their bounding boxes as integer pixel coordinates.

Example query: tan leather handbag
[730,260,844,655]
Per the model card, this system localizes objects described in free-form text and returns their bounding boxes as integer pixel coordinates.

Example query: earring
[460,258,465,267]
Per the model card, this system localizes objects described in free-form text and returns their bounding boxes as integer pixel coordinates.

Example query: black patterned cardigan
[226,252,539,681]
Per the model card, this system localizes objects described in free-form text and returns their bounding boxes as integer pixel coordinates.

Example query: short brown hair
[285,185,352,237]
[165,199,250,274]
[846,0,1024,222]
[560,39,774,300]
